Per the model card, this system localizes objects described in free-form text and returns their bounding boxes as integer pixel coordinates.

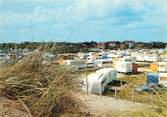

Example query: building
[124,40,135,48]
[97,42,106,49]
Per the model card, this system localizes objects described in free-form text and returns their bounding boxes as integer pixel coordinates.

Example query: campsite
[0,42,167,116]
[1,0,167,116]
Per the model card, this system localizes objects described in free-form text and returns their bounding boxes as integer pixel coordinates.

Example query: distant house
[106,41,118,48]
[123,40,135,48]
[98,41,118,49]
[108,43,116,47]
[97,42,106,49]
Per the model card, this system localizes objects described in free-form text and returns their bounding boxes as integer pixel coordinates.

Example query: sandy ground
[0,94,148,117]
[80,93,148,116]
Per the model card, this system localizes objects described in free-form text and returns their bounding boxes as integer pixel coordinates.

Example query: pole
[150,93,153,105]
[115,87,117,100]
[100,83,102,96]
[85,45,88,95]
[86,64,88,94]
[120,79,122,87]
[132,89,134,102]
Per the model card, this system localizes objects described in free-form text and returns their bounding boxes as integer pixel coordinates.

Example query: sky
[0,0,167,43]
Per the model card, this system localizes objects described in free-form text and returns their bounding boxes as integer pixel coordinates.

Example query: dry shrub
[0,51,86,117]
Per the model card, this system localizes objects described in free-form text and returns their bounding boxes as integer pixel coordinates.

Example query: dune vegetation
[0,51,88,117]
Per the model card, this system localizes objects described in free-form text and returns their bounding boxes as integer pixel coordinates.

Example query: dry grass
[105,73,147,100]
[114,74,167,117]
[130,93,167,117]
[108,92,167,117]
[0,51,88,117]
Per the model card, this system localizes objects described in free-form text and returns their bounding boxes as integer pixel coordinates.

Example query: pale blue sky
[0,0,167,43]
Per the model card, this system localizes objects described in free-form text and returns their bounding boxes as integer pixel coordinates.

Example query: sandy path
[80,93,147,116]
[0,94,147,117]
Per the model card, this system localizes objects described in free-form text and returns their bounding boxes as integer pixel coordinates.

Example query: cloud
[1,0,167,25]
[2,0,69,3]
[1,0,167,42]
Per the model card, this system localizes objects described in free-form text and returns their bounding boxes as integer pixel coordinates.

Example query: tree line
[0,41,166,53]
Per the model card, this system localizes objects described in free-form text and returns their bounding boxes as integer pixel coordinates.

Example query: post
[115,87,117,100]
[85,65,88,94]
[100,83,102,96]
[132,89,134,102]
[120,79,123,86]
[150,93,153,105]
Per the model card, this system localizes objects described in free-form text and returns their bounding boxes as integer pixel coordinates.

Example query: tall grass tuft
[0,50,86,117]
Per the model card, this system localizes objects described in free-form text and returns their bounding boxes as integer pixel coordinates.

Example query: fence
[105,87,156,105]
